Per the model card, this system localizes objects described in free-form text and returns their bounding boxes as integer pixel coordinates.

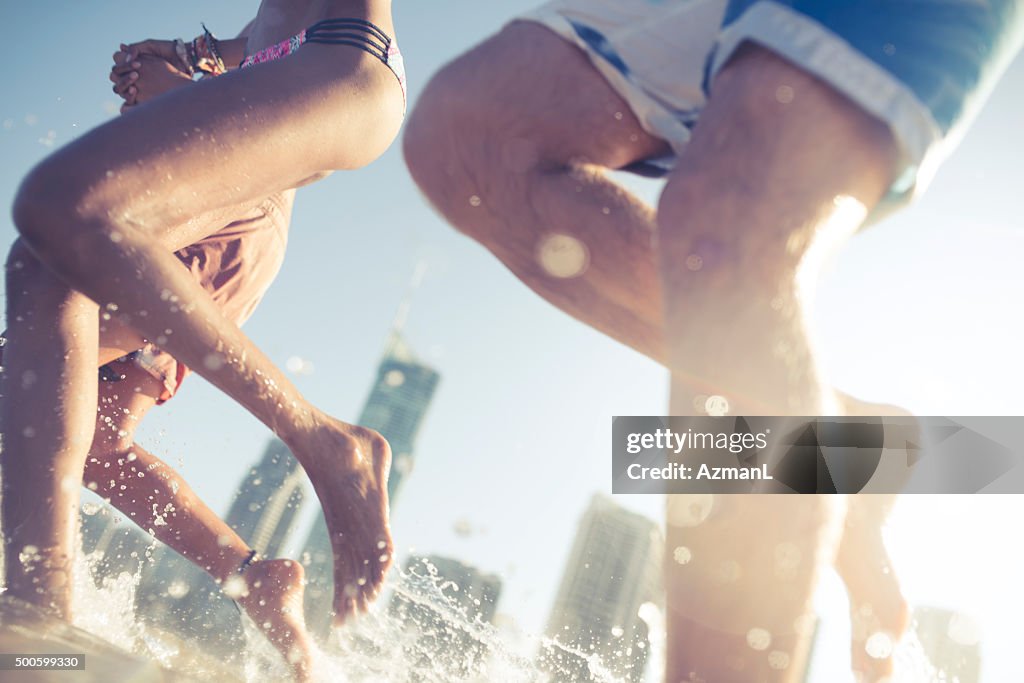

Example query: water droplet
[167,580,190,599]
[746,627,772,651]
[705,395,730,416]
[947,612,981,646]
[468,195,482,207]
[865,631,894,659]
[537,233,590,279]
[775,85,795,104]
[672,546,692,565]
[222,575,249,599]
[768,650,790,670]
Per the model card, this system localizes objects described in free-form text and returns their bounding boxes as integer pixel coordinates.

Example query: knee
[12,159,114,274]
[655,173,783,291]
[4,239,75,308]
[403,58,488,217]
[656,158,825,297]
[84,420,135,486]
[13,161,76,248]
[405,50,541,236]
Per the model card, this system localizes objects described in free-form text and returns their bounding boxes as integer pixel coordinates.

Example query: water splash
[14,518,629,682]
[890,629,941,682]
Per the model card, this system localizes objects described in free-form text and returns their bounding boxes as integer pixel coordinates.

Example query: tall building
[360,331,442,501]
[136,439,308,656]
[301,330,440,636]
[223,438,307,559]
[388,555,503,679]
[541,495,663,683]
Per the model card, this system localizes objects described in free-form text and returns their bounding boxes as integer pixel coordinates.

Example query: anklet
[239,549,260,573]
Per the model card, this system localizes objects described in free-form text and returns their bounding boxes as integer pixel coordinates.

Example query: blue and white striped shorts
[519,0,1023,208]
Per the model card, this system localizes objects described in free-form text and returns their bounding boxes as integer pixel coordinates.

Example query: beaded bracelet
[190,24,227,76]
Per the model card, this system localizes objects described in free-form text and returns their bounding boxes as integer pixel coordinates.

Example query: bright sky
[2,2,1023,681]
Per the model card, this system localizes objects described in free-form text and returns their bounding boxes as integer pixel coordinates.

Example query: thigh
[93,360,163,451]
[24,43,403,247]
[419,21,670,171]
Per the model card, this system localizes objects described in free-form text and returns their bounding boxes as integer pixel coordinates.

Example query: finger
[111,75,138,97]
[116,72,139,90]
[126,39,177,63]
[111,60,141,77]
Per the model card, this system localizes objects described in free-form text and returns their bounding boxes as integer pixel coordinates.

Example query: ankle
[275,403,325,450]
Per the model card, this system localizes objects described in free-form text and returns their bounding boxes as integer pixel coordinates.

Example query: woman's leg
[1,246,98,616]
[6,41,403,622]
[87,364,316,679]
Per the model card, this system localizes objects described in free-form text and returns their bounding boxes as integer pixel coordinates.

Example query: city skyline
[541,494,662,683]
[3,2,1024,680]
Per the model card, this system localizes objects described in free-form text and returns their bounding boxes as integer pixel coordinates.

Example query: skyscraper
[541,494,663,683]
[301,330,441,636]
[223,438,307,559]
[360,331,442,501]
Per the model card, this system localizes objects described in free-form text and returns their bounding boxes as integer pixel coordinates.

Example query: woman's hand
[115,39,184,72]
[110,41,192,113]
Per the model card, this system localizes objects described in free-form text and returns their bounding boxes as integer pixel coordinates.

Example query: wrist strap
[191,24,227,76]
[239,549,259,573]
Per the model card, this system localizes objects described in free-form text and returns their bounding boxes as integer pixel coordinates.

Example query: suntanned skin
[89,363,317,679]
[405,23,909,682]
[95,30,319,678]
[2,0,401,646]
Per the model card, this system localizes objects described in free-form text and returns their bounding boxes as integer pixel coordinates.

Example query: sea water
[0,506,949,682]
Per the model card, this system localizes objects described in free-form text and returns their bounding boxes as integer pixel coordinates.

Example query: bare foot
[288,417,394,623]
[236,558,316,681]
[835,393,915,681]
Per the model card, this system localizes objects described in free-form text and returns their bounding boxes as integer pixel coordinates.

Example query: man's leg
[657,45,899,682]
[87,364,315,679]
[407,22,907,680]
[404,21,671,361]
